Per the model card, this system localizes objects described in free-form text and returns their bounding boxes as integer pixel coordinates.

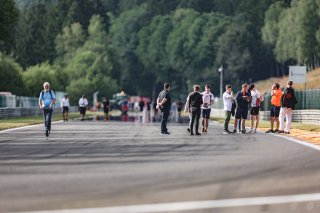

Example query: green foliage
[22,62,61,97]
[0,0,18,52]
[0,52,25,95]
[215,21,254,88]
[55,23,85,66]
[7,0,320,100]
[63,15,119,103]
[262,2,286,47]
[110,5,152,95]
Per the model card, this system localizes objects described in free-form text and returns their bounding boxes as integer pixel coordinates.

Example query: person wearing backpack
[278,81,297,134]
[185,85,203,136]
[38,82,56,138]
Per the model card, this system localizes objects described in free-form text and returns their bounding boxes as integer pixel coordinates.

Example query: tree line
[1,0,318,104]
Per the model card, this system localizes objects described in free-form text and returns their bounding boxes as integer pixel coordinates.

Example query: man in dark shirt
[233,84,251,133]
[103,96,110,120]
[156,83,172,135]
[185,85,203,136]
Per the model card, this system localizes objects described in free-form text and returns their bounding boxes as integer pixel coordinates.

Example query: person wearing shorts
[61,94,69,122]
[233,84,251,133]
[249,84,262,133]
[266,83,282,133]
[79,95,88,121]
[201,84,214,133]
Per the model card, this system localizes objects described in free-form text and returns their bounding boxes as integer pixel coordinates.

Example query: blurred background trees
[3,0,320,103]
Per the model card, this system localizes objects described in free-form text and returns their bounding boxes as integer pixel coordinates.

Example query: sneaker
[278,130,285,133]
[202,128,205,133]
[265,129,274,133]
[252,129,256,134]
[45,130,49,137]
[248,129,253,134]
[195,132,201,136]
[241,129,246,134]
[232,129,237,134]
[223,130,230,134]
[284,131,290,134]
[190,133,194,136]
[274,129,280,133]
[238,129,242,133]
[187,128,190,133]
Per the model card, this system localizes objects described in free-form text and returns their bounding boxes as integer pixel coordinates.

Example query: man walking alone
[156,83,172,135]
[39,82,56,138]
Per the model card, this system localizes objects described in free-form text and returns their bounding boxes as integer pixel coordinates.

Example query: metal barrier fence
[262,89,320,110]
[0,91,66,108]
[211,109,320,125]
[213,89,320,111]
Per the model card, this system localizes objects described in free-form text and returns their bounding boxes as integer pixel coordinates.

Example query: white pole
[218,65,223,98]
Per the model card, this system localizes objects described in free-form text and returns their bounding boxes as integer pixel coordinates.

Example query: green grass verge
[0,110,121,131]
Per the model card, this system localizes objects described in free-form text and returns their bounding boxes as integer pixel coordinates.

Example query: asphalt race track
[0,119,320,213]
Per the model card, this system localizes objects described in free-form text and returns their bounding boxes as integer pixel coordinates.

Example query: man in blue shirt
[38,82,56,138]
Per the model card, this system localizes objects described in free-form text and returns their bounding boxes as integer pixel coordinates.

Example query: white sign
[289,66,306,83]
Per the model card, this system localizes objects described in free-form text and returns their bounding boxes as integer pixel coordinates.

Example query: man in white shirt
[79,95,88,121]
[249,84,263,133]
[61,94,70,122]
[223,85,234,134]
[200,84,214,133]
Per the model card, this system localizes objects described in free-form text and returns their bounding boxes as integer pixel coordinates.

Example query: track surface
[0,120,320,212]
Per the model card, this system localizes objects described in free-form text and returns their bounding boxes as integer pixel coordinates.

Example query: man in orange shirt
[266,83,282,133]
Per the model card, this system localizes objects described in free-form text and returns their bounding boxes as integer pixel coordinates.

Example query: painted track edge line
[0,120,62,133]
[209,121,320,152]
[18,193,320,213]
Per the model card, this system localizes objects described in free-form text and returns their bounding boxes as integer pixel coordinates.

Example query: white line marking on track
[20,193,320,213]
[272,133,320,151]
[0,121,62,134]
[211,122,320,152]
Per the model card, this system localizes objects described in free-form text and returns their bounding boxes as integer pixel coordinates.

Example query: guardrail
[0,107,78,119]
